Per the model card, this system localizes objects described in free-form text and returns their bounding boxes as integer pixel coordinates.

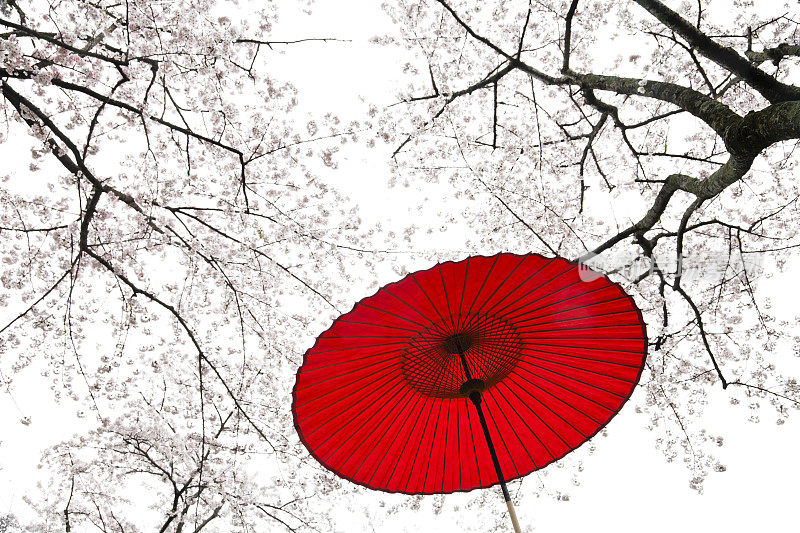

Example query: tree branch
[630,0,800,103]
[562,0,580,73]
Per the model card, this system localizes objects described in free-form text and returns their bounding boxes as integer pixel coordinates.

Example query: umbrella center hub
[402,314,523,399]
[441,332,475,353]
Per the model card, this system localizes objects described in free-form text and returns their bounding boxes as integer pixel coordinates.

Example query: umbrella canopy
[293,253,647,497]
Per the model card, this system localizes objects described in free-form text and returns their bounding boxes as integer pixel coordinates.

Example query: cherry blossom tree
[4,0,800,531]
[381,0,800,493]
[1,0,377,530]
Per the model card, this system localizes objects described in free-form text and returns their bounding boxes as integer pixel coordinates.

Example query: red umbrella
[293,253,647,531]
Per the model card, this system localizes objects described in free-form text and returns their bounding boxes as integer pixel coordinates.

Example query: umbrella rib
[456,396,463,490]
[440,398,454,492]
[359,301,428,328]
[514,309,637,329]
[409,273,452,335]
[516,361,627,401]
[501,375,591,441]
[520,354,637,386]
[410,331,446,346]
[378,286,437,325]
[433,332,459,396]
[463,255,501,320]
[483,389,539,470]
[364,390,430,489]
[347,385,424,483]
[309,341,408,355]
[468,315,508,341]
[300,347,404,373]
[481,394,526,477]
[474,339,511,380]
[470,255,536,318]
[488,269,600,320]
[453,354,468,391]
[322,334,411,339]
[516,322,644,334]
[410,337,449,356]
[507,296,631,325]
[338,318,419,333]
[295,355,400,395]
[410,396,444,493]
[477,258,567,318]
[381,393,435,491]
[443,316,517,386]
[504,371,603,426]
[486,386,558,462]
[490,317,520,354]
[497,281,615,319]
[402,347,449,383]
[491,271,580,318]
[526,336,646,342]
[495,378,575,451]
[456,257,471,332]
[500,284,614,325]
[298,384,403,445]
[522,346,644,369]
[526,340,646,355]
[297,365,402,417]
[459,311,479,333]
[438,264,458,334]
[466,397,483,487]
[471,316,513,342]
[334,383,419,477]
[496,377,581,456]
[512,365,616,415]
[310,377,411,453]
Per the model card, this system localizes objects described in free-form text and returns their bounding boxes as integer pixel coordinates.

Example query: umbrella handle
[506,499,522,533]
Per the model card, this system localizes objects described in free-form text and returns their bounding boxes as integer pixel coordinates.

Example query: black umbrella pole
[456,340,521,532]
[468,391,522,533]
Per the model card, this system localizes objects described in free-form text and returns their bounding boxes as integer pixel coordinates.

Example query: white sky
[2,0,799,531]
